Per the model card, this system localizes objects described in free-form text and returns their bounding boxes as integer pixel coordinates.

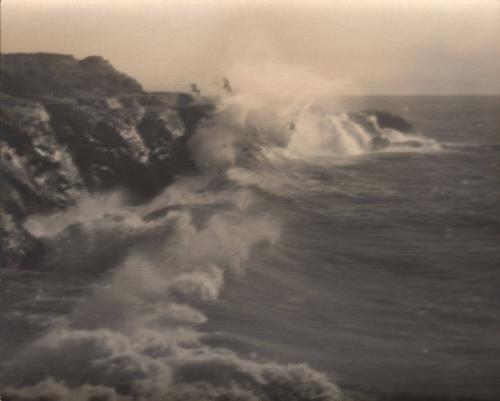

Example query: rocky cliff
[1,53,214,269]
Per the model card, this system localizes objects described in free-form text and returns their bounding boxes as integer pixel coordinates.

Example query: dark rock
[0,212,44,269]
[368,110,413,132]
[1,53,144,98]
[369,136,391,151]
[350,110,413,134]
[0,53,213,268]
[0,94,84,212]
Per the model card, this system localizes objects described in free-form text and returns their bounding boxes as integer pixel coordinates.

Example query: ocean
[1,95,499,401]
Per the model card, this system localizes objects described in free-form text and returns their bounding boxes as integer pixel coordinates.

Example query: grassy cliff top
[1,53,144,98]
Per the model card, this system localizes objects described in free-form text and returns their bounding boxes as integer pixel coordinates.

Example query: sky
[2,0,500,95]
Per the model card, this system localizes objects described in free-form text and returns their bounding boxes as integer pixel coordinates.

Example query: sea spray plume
[286,110,369,158]
[191,100,441,169]
[189,62,438,171]
[188,62,355,170]
[189,94,372,169]
[223,60,358,102]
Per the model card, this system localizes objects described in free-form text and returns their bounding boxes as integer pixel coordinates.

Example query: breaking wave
[2,173,343,401]
[190,92,440,172]
[1,90,440,401]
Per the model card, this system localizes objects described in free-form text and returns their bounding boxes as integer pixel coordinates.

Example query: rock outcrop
[1,53,214,268]
[349,110,414,134]
[349,110,414,151]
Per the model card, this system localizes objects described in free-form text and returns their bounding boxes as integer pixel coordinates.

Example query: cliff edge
[1,53,214,268]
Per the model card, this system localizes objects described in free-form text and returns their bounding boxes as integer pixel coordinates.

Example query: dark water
[1,96,499,401]
[200,96,500,399]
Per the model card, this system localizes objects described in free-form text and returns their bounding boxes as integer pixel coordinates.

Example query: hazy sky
[2,0,500,94]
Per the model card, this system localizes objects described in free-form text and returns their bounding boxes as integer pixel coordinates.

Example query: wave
[2,90,440,401]
[2,176,344,401]
[189,94,440,173]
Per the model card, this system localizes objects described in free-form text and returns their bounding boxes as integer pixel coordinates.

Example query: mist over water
[1,89,499,401]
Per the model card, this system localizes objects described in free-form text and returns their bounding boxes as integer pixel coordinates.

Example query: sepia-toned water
[1,96,499,401]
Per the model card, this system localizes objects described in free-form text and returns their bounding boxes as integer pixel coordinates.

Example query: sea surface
[1,95,499,401]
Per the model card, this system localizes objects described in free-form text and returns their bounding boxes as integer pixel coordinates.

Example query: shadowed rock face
[1,53,214,268]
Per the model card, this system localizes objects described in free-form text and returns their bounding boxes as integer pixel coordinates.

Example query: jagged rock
[0,53,214,268]
[0,94,83,214]
[0,212,43,269]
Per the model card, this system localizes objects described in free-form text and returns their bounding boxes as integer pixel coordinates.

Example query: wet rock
[0,212,43,269]
[0,53,213,268]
